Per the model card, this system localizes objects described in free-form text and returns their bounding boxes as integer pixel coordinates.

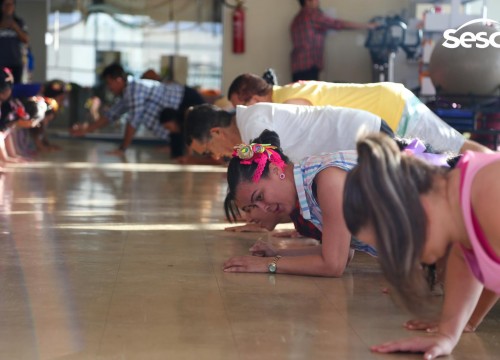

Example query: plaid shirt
[105,79,184,140]
[290,201,323,241]
[294,152,377,257]
[290,7,344,73]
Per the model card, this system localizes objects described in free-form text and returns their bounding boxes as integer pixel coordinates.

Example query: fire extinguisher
[232,1,245,54]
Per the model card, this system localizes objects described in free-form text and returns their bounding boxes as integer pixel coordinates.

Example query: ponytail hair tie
[403,139,450,167]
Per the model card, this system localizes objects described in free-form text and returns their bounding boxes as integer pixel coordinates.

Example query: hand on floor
[249,239,277,257]
[70,123,89,137]
[223,255,269,273]
[370,333,457,360]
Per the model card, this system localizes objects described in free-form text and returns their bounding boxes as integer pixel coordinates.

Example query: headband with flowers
[232,143,285,183]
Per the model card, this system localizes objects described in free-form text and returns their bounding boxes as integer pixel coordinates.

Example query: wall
[17,0,48,82]
[221,0,296,93]
[221,0,410,94]
[322,0,410,83]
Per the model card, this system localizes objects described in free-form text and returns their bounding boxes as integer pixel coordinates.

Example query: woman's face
[235,165,297,222]
[2,0,15,17]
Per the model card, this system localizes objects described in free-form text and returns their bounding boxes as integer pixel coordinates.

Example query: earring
[279,173,285,180]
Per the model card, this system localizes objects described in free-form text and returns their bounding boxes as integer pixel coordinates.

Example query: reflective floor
[0,139,498,360]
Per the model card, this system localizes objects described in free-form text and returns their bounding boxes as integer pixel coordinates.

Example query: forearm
[276,245,322,257]
[276,253,346,277]
[4,136,18,157]
[460,139,494,154]
[438,244,483,344]
[17,30,28,43]
[0,136,10,160]
[120,123,137,150]
[337,19,373,30]
[467,289,499,330]
[11,22,28,43]
[87,116,110,133]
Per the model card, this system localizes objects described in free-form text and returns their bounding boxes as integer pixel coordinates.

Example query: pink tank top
[458,151,500,293]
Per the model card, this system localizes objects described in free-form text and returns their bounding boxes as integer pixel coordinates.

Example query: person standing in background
[291,0,374,82]
[0,0,29,83]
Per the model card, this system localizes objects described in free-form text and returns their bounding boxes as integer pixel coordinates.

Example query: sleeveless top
[293,152,377,257]
[458,151,500,293]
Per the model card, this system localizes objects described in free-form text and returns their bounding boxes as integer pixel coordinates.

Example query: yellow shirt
[272,81,407,131]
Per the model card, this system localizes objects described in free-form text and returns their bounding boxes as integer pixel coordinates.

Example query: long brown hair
[343,133,450,315]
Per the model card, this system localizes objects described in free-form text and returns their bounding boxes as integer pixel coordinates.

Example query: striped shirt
[293,152,377,257]
[105,79,184,140]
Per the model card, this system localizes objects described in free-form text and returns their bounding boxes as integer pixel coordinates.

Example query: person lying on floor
[227,73,491,154]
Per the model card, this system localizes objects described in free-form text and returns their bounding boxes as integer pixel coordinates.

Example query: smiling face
[234,164,297,223]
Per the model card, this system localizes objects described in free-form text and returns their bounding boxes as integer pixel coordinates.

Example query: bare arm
[336,19,377,31]
[105,123,137,156]
[70,116,110,136]
[437,244,484,345]
[371,244,483,359]
[311,167,351,276]
[464,159,500,329]
[466,289,499,331]
[11,21,28,43]
[460,139,494,154]
[119,123,137,151]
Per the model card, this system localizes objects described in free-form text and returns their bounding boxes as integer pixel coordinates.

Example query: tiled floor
[0,139,498,360]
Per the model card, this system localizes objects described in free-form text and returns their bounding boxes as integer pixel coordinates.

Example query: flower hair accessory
[233,143,285,182]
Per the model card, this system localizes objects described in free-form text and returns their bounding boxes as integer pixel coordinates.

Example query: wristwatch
[268,255,282,273]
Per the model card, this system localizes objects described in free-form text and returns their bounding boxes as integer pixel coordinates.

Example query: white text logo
[442,19,500,48]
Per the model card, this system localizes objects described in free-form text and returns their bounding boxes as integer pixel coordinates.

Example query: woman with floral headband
[223,128,465,276]
[223,129,377,276]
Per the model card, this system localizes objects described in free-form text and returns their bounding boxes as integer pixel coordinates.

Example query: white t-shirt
[236,102,382,162]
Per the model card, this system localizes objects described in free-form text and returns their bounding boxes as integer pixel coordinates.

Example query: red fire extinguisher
[232,1,245,54]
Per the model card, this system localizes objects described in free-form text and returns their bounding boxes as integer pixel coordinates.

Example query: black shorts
[379,119,394,138]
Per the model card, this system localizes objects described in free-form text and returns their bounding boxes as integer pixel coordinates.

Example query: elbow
[321,263,346,278]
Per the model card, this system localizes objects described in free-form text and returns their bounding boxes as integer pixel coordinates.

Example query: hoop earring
[279,173,285,180]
